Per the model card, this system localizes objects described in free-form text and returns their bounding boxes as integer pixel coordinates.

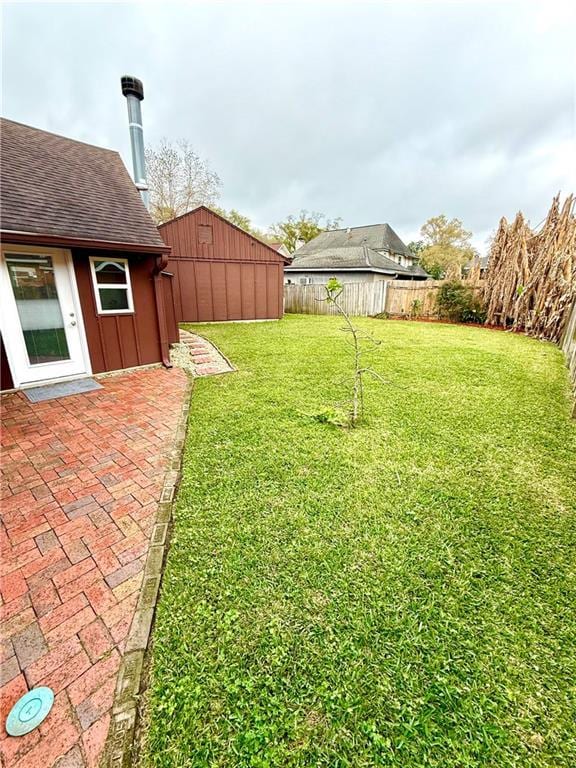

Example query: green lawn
[142,315,576,768]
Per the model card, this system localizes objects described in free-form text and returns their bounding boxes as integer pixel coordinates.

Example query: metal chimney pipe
[120,75,149,209]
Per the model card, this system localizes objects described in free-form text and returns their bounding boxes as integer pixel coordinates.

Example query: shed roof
[0,118,166,251]
[295,223,414,258]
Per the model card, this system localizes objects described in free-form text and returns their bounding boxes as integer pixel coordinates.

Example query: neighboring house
[268,241,292,259]
[285,223,429,284]
[463,255,489,278]
[159,206,290,323]
[0,118,178,392]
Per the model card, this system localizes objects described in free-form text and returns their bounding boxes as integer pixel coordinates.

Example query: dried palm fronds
[483,194,576,343]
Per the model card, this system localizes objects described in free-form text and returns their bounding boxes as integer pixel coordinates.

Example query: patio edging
[102,374,194,768]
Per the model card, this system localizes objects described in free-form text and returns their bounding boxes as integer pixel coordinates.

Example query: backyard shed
[159,207,290,323]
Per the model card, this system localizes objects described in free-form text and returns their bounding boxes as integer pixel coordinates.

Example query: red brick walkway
[0,367,189,768]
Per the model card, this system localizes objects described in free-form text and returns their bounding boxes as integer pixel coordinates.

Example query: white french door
[0,245,91,387]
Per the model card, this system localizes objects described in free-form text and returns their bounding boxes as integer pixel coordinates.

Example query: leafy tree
[269,210,342,253]
[145,138,222,224]
[407,240,425,257]
[423,262,444,280]
[418,215,478,279]
[211,207,269,242]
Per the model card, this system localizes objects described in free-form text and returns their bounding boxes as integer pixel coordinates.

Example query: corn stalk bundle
[483,194,576,343]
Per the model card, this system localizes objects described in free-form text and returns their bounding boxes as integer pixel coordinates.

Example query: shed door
[0,246,91,387]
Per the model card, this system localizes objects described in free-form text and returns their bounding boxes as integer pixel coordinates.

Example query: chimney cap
[121,76,144,101]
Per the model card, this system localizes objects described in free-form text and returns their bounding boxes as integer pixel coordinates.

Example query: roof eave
[1,229,171,255]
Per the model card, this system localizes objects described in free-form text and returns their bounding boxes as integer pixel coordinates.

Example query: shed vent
[198,224,213,244]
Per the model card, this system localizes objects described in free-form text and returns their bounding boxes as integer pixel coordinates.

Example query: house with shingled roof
[0,118,179,391]
[284,223,429,284]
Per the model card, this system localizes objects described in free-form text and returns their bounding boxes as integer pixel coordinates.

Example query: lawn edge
[101,373,194,768]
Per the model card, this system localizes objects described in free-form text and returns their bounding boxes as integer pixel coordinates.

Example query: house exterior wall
[1,334,14,390]
[285,271,394,285]
[0,240,174,391]
[72,250,165,374]
[160,207,285,323]
[379,252,416,269]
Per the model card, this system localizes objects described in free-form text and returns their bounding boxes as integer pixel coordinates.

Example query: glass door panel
[5,255,71,365]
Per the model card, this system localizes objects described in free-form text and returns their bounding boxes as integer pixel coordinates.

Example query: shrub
[436,281,486,323]
[410,299,423,319]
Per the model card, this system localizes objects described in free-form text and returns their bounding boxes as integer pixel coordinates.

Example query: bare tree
[317,278,392,427]
[145,138,222,224]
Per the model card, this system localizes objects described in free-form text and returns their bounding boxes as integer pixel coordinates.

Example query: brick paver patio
[0,367,189,767]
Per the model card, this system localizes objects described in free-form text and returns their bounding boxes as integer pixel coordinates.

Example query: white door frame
[0,244,92,388]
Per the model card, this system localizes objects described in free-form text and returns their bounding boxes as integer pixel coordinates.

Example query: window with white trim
[89,257,134,314]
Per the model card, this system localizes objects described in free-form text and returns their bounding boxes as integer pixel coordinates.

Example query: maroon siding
[160,207,286,323]
[73,250,163,374]
[1,334,14,391]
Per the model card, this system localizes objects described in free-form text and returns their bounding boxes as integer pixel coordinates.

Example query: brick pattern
[179,330,234,376]
[0,367,189,768]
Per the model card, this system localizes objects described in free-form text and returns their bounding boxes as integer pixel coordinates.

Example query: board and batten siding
[73,250,163,373]
[159,207,286,323]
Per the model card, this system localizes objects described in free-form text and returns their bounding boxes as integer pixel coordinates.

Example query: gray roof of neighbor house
[465,255,489,271]
[285,245,429,277]
[286,246,399,273]
[0,118,166,251]
[294,223,414,258]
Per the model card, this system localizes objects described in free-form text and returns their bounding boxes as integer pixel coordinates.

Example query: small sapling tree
[318,278,391,427]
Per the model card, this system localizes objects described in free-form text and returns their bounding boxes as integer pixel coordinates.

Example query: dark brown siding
[160,207,286,323]
[73,250,163,374]
[1,334,14,391]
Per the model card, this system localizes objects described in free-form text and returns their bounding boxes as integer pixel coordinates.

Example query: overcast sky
[3,1,575,252]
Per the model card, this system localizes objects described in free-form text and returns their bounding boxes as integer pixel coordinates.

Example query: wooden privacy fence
[284,280,484,317]
[284,280,389,316]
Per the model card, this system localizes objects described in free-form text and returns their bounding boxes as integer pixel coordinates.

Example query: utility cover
[6,687,54,736]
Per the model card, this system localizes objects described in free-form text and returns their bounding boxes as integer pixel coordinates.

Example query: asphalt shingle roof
[287,245,430,278]
[295,223,414,258]
[0,118,166,249]
[286,245,403,273]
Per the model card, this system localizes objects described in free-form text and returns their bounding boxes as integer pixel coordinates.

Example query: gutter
[152,253,172,369]
[1,229,170,255]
